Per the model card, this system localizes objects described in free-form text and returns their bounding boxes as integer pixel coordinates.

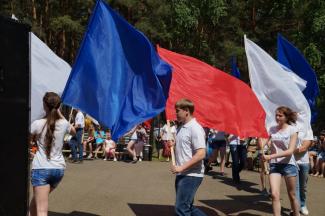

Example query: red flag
[158,46,268,138]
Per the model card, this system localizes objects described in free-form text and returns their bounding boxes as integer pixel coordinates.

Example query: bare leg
[158,148,163,160]
[111,149,117,160]
[260,159,266,190]
[127,140,136,160]
[284,176,300,216]
[88,143,93,157]
[135,142,144,158]
[83,141,87,155]
[219,147,226,173]
[269,174,282,216]
[313,158,321,176]
[33,185,51,216]
[94,144,102,158]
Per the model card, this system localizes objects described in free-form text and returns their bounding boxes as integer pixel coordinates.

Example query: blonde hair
[175,98,194,114]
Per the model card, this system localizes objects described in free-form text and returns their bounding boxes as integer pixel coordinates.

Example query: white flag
[31,33,71,122]
[244,36,312,137]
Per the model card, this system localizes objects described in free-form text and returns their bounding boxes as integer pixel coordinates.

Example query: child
[103,130,117,161]
[94,125,105,159]
[312,135,325,177]
[83,124,95,159]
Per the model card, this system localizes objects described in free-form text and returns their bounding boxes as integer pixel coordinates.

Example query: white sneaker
[113,158,117,162]
[300,206,309,215]
[138,158,142,162]
[87,154,93,159]
[103,158,107,161]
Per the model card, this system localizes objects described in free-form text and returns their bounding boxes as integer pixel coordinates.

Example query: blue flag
[62,0,172,140]
[277,34,319,123]
[231,56,240,79]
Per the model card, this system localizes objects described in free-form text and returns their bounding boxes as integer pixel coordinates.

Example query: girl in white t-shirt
[103,130,117,161]
[262,106,299,216]
[160,120,176,162]
[29,92,75,216]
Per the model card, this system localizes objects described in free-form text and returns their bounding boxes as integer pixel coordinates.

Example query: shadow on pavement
[200,194,291,215]
[49,211,100,216]
[207,171,261,194]
[128,203,218,216]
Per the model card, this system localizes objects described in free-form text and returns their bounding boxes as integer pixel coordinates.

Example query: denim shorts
[269,163,297,177]
[31,169,64,188]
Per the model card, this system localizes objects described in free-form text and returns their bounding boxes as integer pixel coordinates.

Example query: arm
[125,126,137,136]
[112,141,117,148]
[263,133,298,161]
[294,140,312,154]
[69,125,76,136]
[171,148,206,174]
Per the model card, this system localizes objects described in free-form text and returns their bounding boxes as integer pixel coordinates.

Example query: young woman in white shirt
[29,92,75,216]
[262,106,299,216]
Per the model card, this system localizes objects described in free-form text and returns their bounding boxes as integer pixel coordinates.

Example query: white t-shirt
[295,123,313,164]
[228,135,240,145]
[269,125,298,165]
[105,140,115,149]
[75,111,85,128]
[31,118,71,169]
[175,118,206,177]
[162,124,176,141]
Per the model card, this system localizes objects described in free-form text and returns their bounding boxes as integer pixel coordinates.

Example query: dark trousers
[230,145,247,182]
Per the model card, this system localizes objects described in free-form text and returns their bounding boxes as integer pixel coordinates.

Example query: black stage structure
[0,16,30,216]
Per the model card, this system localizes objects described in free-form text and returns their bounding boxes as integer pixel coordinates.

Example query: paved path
[35,160,325,216]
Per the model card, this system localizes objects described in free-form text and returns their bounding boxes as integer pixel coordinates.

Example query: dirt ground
[31,160,325,216]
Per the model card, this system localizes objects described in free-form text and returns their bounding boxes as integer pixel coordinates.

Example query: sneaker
[87,154,93,159]
[138,158,142,162]
[113,158,117,162]
[300,206,309,215]
[103,158,107,161]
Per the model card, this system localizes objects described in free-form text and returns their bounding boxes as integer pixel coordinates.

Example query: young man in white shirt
[170,98,207,216]
[69,109,85,163]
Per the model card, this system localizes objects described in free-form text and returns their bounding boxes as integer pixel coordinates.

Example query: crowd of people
[28,93,325,216]
[64,111,151,163]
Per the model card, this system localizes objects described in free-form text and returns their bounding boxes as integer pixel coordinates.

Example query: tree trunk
[252,1,256,32]
[31,0,37,21]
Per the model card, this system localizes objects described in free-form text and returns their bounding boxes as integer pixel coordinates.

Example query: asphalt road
[30,160,325,216]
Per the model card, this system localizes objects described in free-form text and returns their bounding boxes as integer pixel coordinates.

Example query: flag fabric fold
[158,46,268,138]
[61,0,172,140]
[31,32,71,123]
[277,34,319,123]
[245,36,312,136]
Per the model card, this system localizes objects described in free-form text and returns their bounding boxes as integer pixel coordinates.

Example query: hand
[262,154,271,161]
[168,140,175,147]
[170,165,183,174]
[29,149,35,160]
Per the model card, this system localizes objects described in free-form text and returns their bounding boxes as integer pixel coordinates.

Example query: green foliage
[0,0,324,129]
[49,15,83,33]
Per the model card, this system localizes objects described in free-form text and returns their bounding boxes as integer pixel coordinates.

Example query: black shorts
[210,140,226,149]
